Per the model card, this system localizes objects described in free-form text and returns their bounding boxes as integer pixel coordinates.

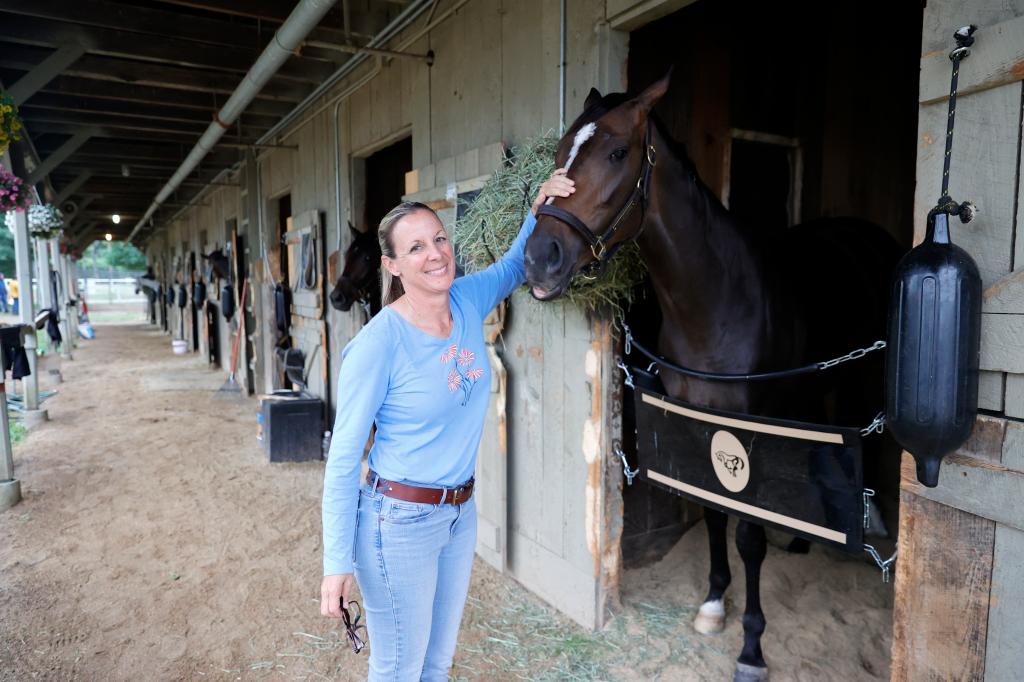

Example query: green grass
[9,420,26,445]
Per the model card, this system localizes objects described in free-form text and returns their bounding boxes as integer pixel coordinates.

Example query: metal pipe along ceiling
[127,0,339,242]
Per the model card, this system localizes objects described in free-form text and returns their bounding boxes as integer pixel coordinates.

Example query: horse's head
[330,222,382,311]
[200,249,231,281]
[525,73,670,300]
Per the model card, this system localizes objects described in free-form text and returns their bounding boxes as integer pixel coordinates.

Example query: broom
[217,278,248,396]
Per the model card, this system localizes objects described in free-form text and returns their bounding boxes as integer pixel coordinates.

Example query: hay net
[452,135,647,313]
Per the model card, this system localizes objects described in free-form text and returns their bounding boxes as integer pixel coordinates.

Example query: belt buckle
[451,488,460,505]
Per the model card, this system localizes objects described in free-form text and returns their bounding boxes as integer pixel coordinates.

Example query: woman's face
[383,209,455,297]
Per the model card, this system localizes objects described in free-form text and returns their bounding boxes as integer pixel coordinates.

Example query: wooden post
[51,238,72,360]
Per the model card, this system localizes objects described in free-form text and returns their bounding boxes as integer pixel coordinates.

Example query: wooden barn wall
[145,0,644,629]
[892,2,1024,680]
[154,181,239,372]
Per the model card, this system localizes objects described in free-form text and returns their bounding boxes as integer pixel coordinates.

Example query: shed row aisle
[0,317,893,680]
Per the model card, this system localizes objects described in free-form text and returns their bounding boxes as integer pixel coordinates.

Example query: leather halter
[537,122,656,274]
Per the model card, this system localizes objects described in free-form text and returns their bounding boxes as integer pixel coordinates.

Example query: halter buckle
[647,144,657,166]
[591,239,607,261]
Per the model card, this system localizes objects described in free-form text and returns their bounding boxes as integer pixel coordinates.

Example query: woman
[321,169,575,681]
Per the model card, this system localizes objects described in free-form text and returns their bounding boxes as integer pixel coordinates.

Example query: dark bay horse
[524,74,902,681]
[329,223,382,317]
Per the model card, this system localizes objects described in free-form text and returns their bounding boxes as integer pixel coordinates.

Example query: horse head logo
[715,450,745,477]
[710,431,751,493]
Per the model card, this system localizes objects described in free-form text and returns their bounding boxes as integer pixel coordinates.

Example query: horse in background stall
[523,74,902,681]
[201,249,231,282]
[329,223,382,318]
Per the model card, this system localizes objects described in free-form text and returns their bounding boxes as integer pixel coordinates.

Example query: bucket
[171,339,188,355]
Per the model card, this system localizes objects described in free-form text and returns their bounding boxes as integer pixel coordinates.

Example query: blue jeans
[354,484,477,681]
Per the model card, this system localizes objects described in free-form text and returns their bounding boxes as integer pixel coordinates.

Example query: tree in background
[0,226,15,277]
[82,239,147,276]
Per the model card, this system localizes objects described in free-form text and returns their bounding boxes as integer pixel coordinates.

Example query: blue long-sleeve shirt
[322,212,537,575]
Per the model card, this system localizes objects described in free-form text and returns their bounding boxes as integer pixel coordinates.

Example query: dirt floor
[0,307,894,681]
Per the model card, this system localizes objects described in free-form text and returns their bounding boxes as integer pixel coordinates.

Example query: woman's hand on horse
[321,573,355,618]
[532,168,575,215]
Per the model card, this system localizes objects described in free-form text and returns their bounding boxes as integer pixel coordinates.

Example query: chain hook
[616,359,635,390]
[860,412,886,437]
[864,543,898,583]
[862,488,876,530]
[615,446,640,486]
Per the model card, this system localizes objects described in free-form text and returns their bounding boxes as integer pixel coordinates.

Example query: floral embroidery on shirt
[440,343,457,364]
[441,345,485,405]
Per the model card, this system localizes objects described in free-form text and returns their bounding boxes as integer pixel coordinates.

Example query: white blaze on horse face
[546,122,597,205]
[566,123,596,171]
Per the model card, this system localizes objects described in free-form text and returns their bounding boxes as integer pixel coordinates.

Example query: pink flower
[457,348,475,367]
[447,368,462,392]
[466,368,484,380]
[440,343,457,364]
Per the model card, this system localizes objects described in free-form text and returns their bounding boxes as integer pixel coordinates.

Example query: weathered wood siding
[892,2,1024,678]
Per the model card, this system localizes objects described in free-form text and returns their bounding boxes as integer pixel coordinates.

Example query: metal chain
[864,543,898,583]
[860,412,886,437]
[862,488,876,530]
[817,341,887,370]
[615,359,635,390]
[614,446,639,486]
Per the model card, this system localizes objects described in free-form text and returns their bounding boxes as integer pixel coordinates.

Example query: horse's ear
[349,222,360,238]
[584,87,603,110]
[632,68,673,114]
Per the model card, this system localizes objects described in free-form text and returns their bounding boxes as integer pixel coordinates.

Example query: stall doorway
[620,0,921,567]
[362,136,412,231]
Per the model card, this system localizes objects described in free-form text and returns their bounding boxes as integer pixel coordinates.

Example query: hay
[453,135,647,314]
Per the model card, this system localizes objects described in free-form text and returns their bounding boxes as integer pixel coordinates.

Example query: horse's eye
[609,148,628,162]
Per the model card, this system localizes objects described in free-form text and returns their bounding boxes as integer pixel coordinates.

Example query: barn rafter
[0,0,418,244]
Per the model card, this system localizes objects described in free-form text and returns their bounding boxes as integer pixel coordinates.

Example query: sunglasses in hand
[340,600,367,654]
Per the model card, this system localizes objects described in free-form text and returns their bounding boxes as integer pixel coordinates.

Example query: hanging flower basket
[27,203,64,239]
[0,166,32,213]
[0,91,23,157]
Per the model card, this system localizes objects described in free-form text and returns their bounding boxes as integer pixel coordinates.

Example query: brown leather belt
[367,471,474,505]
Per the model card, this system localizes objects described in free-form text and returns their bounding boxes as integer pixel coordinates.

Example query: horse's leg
[734,519,769,682]
[694,507,730,634]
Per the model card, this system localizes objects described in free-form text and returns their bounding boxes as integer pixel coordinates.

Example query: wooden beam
[54,170,94,204]
[0,13,333,84]
[23,118,264,146]
[39,141,236,167]
[7,42,84,105]
[0,45,311,102]
[27,127,97,184]
[0,0,272,52]
[150,0,345,26]
[34,75,295,118]
[21,93,280,128]
[919,14,1024,104]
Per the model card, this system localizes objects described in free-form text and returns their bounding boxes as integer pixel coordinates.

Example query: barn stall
[44,0,1017,673]
[141,0,911,621]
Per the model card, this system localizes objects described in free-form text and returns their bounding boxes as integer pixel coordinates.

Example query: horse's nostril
[547,239,563,270]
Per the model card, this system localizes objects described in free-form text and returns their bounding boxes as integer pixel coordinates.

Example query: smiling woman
[320,170,570,681]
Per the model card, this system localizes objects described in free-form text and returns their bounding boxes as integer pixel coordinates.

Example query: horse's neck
[638,137,771,366]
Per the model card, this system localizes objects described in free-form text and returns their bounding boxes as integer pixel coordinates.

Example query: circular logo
[710,430,750,493]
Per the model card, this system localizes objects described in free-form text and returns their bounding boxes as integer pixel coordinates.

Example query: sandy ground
[0,311,893,681]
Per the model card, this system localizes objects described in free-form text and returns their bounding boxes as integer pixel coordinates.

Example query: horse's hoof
[733,662,769,682]
[693,599,725,634]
